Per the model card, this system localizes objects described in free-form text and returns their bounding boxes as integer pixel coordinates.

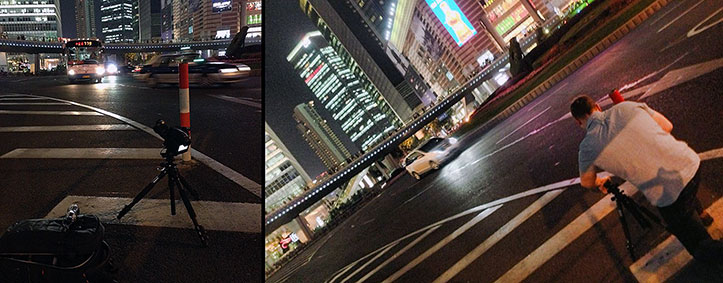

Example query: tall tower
[265,123,312,214]
[100,0,136,42]
[0,0,62,40]
[299,0,421,123]
[287,31,398,151]
[293,102,352,171]
[76,0,96,38]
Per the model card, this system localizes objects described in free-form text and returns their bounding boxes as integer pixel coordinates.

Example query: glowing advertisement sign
[425,0,477,46]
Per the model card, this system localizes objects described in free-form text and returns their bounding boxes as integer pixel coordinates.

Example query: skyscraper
[139,0,162,41]
[161,0,173,41]
[300,0,420,123]
[0,0,62,40]
[293,102,352,172]
[100,0,135,43]
[265,123,312,214]
[75,0,96,38]
[287,31,398,151]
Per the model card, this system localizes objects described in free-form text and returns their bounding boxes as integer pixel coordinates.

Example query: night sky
[266,0,359,178]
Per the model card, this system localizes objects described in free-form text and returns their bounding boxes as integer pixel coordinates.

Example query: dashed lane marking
[0,124,135,132]
[46,195,261,233]
[657,0,705,33]
[496,106,550,145]
[358,226,440,283]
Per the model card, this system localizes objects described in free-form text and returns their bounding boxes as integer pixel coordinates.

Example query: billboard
[424,0,477,47]
[212,0,232,13]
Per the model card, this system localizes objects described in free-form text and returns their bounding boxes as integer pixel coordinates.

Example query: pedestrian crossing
[303,148,723,283]
[0,93,261,233]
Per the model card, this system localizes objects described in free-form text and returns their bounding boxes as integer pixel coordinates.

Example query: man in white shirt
[571,95,721,263]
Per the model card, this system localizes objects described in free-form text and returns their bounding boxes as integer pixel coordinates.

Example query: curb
[479,0,671,131]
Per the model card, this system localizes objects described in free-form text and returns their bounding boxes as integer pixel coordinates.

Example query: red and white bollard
[609,88,624,104]
[179,62,191,162]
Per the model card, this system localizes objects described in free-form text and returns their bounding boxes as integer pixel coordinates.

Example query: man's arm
[651,110,673,133]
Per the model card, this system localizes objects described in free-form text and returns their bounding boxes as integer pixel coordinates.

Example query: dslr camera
[153,119,191,158]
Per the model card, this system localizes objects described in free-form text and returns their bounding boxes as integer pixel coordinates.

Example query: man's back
[578,101,699,206]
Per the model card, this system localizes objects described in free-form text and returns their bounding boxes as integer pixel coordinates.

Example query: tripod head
[153,119,191,159]
[603,180,625,200]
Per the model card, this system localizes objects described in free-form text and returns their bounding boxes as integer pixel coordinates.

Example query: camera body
[153,119,191,158]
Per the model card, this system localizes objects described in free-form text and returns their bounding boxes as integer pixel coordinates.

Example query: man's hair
[570,95,596,119]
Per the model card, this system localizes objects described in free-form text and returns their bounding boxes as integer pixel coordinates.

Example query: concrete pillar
[295,215,315,241]
[32,53,40,74]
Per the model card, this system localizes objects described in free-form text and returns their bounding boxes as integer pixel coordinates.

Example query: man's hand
[595,176,611,194]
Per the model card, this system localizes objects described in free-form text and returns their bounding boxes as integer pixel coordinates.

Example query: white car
[403,137,459,180]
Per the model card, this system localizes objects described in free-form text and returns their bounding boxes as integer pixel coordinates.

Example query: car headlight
[219,68,239,73]
[95,67,105,75]
[68,69,75,75]
[448,137,458,144]
[107,64,117,74]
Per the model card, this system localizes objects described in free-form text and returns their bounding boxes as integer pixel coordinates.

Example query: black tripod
[605,181,661,260]
[117,153,208,247]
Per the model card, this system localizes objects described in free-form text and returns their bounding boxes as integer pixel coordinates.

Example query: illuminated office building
[294,101,352,171]
[479,0,545,47]
[0,0,62,40]
[100,0,135,43]
[265,123,312,214]
[288,31,398,151]
[300,0,422,122]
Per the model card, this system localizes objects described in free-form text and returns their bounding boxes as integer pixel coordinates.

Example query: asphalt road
[268,1,723,282]
[0,75,263,282]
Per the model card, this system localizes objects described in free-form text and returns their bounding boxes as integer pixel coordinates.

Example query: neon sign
[425,0,477,46]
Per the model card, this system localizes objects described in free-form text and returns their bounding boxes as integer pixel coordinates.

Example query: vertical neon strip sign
[425,0,477,46]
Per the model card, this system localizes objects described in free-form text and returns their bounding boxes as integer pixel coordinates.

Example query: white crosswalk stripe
[0,94,261,235]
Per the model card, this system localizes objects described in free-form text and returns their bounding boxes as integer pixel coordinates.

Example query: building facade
[75,0,96,38]
[139,0,162,41]
[192,0,243,40]
[171,0,192,40]
[300,0,419,123]
[265,123,312,214]
[288,31,399,151]
[0,0,62,40]
[241,0,261,37]
[161,0,173,40]
[293,101,352,172]
[100,0,135,43]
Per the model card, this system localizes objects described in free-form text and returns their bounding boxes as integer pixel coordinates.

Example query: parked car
[135,53,250,87]
[403,137,460,180]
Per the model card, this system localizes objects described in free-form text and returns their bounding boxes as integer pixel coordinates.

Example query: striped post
[179,62,191,161]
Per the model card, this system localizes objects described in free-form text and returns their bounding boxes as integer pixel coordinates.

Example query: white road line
[46,195,261,233]
[494,182,639,283]
[383,205,502,283]
[686,7,723,37]
[0,102,70,105]
[630,197,723,282]
[342,243,398,282]
[0,148,165,159]
[0,110,103,115]
[526,82,568,111]
[496,106,550,145]
[358,226,440,283]
[0,124,135,132]
[657,0,705,33]
[647,0,688,27]
[0,97,49,100]
[13,93,261,196]
[209,94,262,109]
[434,189,564,283]
[494,148,723,283]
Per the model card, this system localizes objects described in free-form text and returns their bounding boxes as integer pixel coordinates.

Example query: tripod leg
[616,201,637,260]
[175,178,208,247]
[621,196,652,229]
[177,175,199,200]
[118,169,167,220]
[168,173,176,216]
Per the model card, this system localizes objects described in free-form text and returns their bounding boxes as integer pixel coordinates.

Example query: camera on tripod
[153,119,190,158]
